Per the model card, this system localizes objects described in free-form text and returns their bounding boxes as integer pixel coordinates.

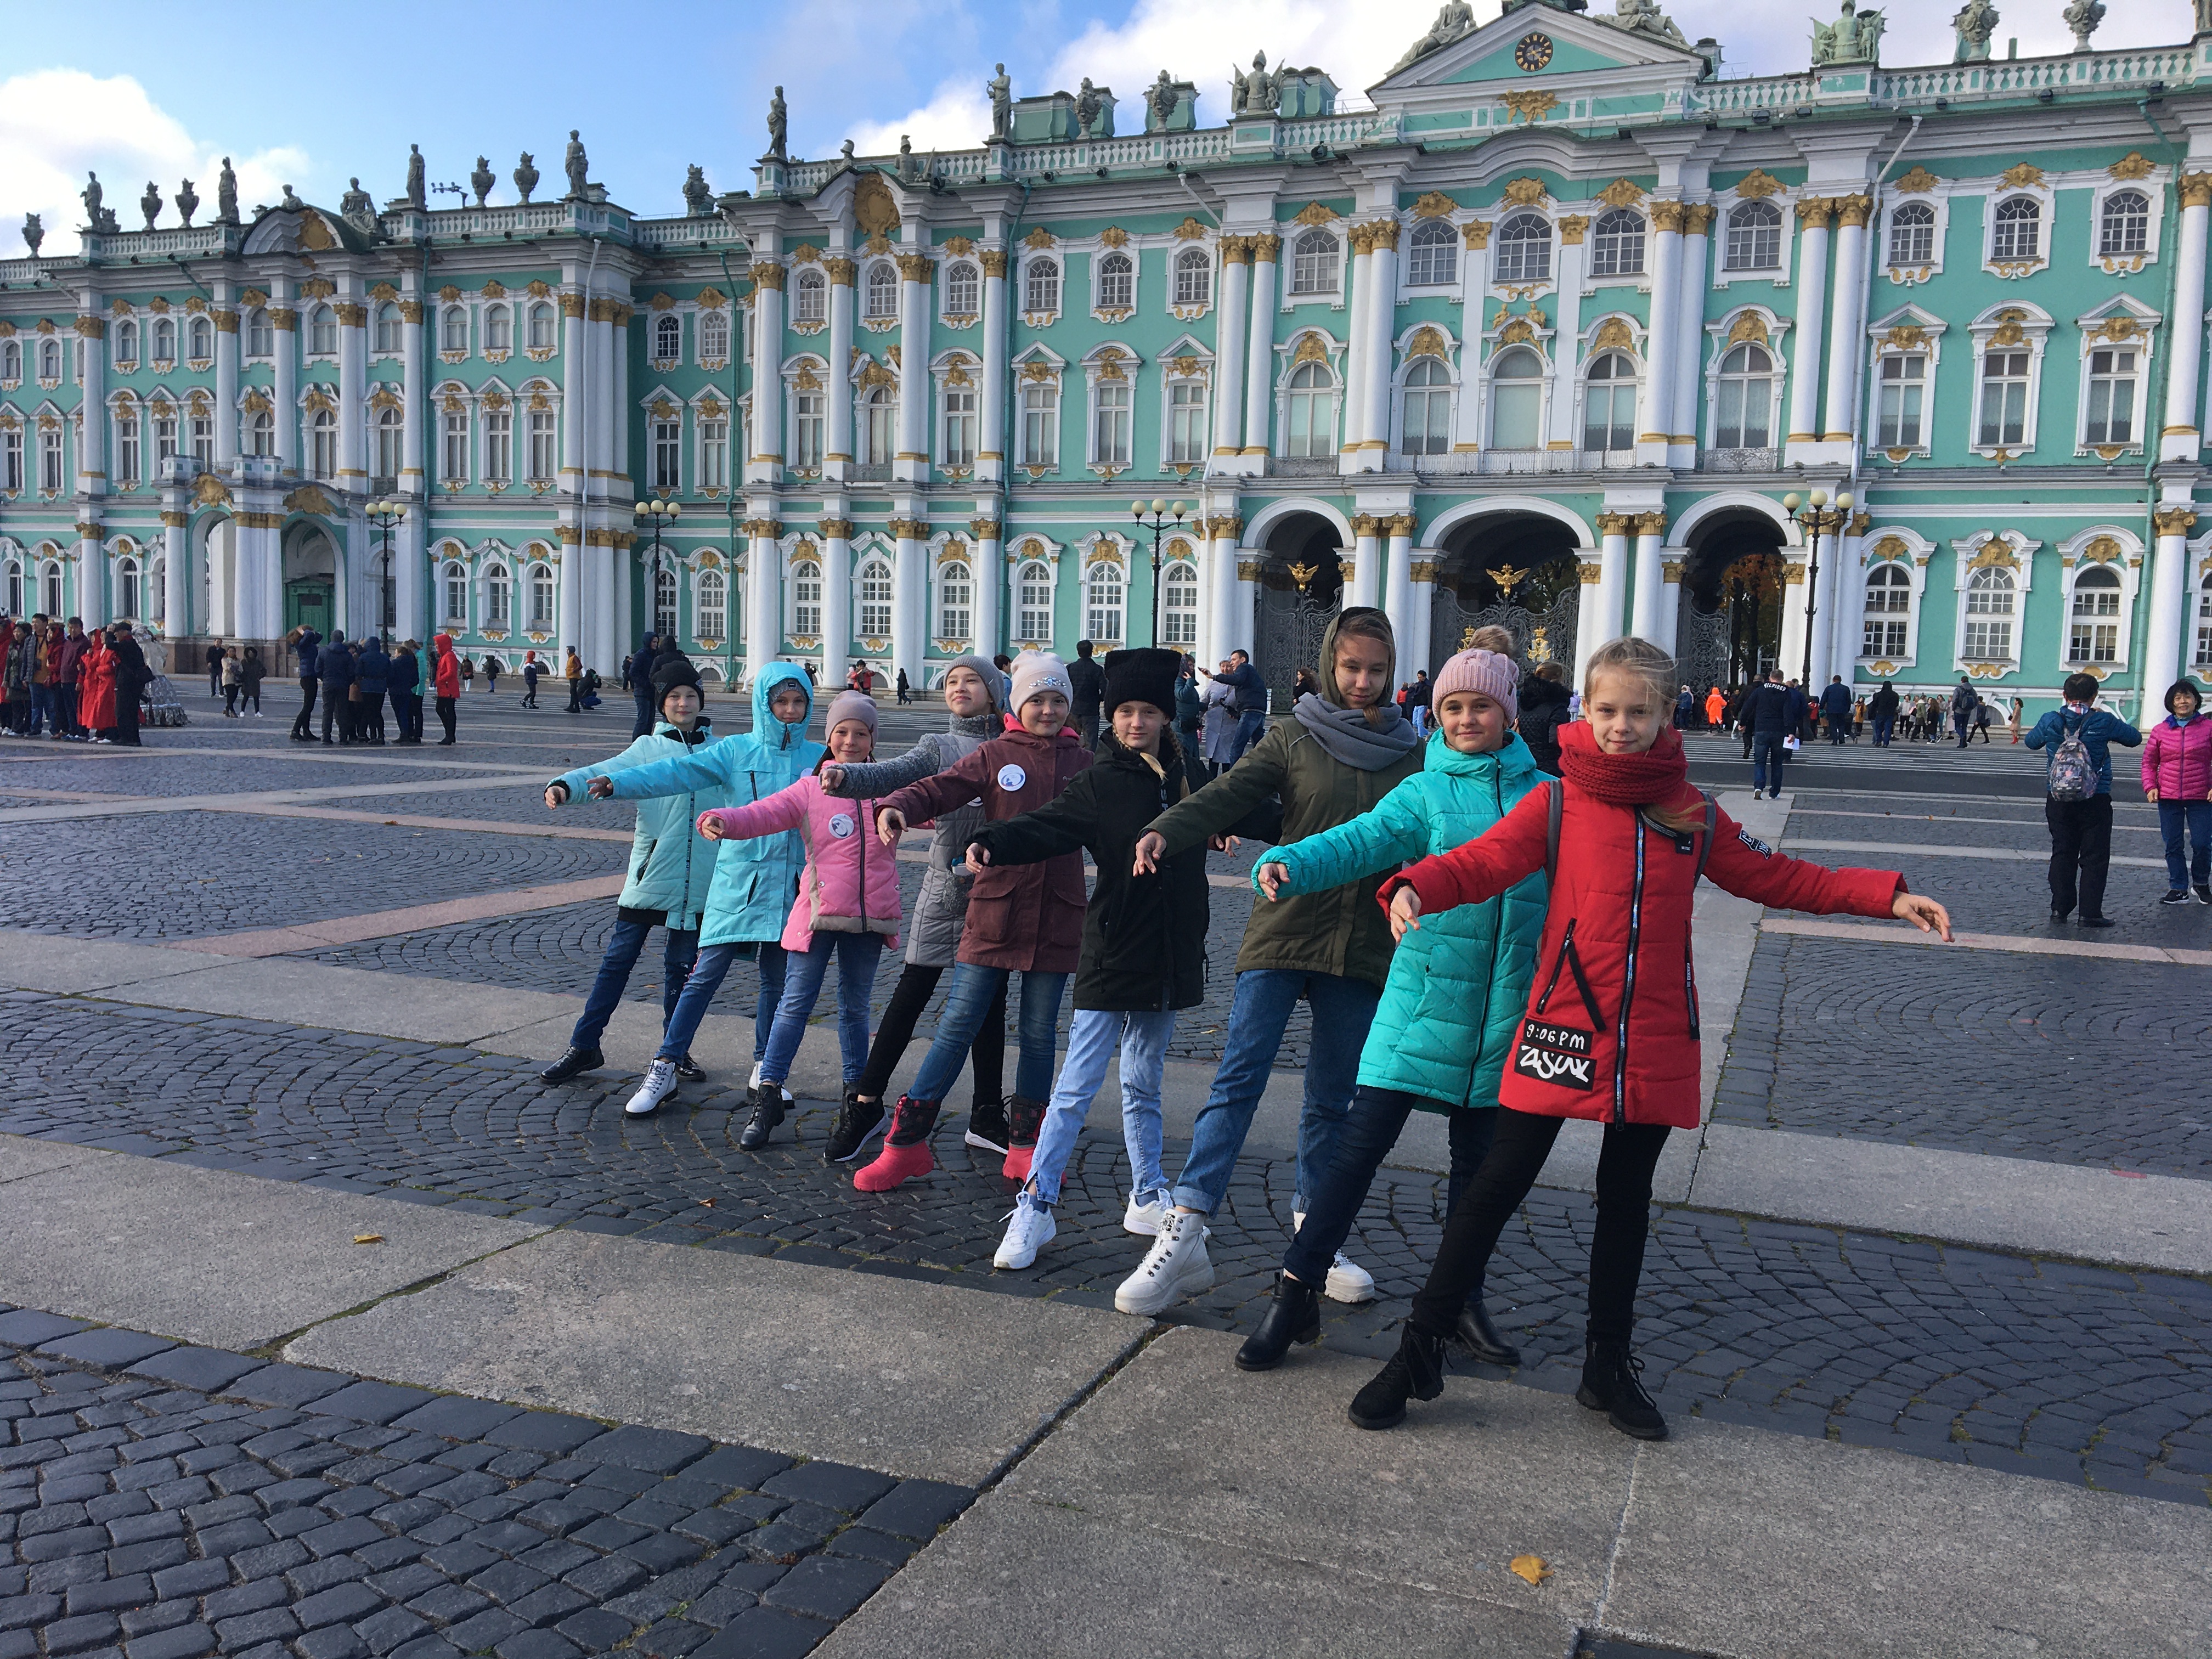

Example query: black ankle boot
[538,1045,603,1085]
[738,1082,788,1151]
[1234,1273,1322,1373]
[1347,1324,1447,1431]
[823,1091,885,1164]
[1577,1339,1669,1441]
[1451,1297,1521,1368]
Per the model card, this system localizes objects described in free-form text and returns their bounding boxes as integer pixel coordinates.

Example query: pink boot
[855,1096,939,1192]
[1001,1095,1046,1181]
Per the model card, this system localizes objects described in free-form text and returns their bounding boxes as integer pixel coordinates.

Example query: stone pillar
[1628,511,1668,641]
[1211,238,1251,460]
[161,507,189,636]
[745,512,783,685]
[337,296,366,492]
[1358,220,1398,470]
[977,252,1006,483]
[1670,205,1714,462]
[748,261,785,484]
[77,516,108,629]
[1233,546,1261,697]
[1826,512,1868,687]
[1787,199,1833,454]
[971,514,1003,659]
[396,514,426,646]
[1207,515,1243,663]
[895,253,934,484]
[1347,514,1381,610]
[1545,217,1587,452]
[2143,504,2198,704]
[890,514,926,689]
[1592,513,1633,660]
[1636,204,1684,464]
[213,295,239,469]
[399,294,425,497]
[1822,194,1874,445]
[1776,561,1809,677]
[2164,174,2212,462]
[1382,514,1416,642]
[816,517,854,685]
[1241,236,1279,461]
[1572,555,1604,686]
[270,289,298,472]
[1807,513,1844,690]
[557,527,583,671]
[1339,226,1375,470]
[560,293,588,494]
[826,258,857,477]
[75,306,105,497]
[611,303,631,489]
[1406,550,1435,678]
[1656,555,1684,656]
[590,298,616,486]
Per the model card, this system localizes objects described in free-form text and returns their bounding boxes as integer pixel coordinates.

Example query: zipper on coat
[1684,930,1700,1040]
[1463,769,1505,1109]
[1614,817,1647,1125]
[1533,918,1602,1026]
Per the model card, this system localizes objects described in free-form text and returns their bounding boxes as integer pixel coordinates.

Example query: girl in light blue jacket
[538,657,727,1086]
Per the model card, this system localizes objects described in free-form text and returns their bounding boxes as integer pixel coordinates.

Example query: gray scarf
[1293,692,1419,771]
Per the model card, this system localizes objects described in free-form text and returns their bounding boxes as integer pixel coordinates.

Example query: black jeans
[435,695,457,742]
[566,678,583,711]
[1283,1087,1496,1293]
[2045,795,2114,918]
[1410,1107,1671,1347]
[292,676,319,737]
[854,960,1006,1105]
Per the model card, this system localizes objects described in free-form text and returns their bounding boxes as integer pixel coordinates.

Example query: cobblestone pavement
[0,1306,972,1659]
[0,761,505,801]
[1,996,2207,1509]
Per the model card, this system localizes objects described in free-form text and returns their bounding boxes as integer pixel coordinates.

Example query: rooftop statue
[176,179,199,229]
[83,172,118,234]
[1146,70,1180,130]
[21,214,42,258]
[1604,0,1688,46]
[564,131,589,200]
[470,156,495,207]
[340,178,375,232]
[2064,0,2104,49]
[1391,2,1476,72]
[140,180,163,232]
[513,153,539,205]
[1810,0,1885,65]
[766,87,788,161]
[1952,0,1998,61]
[217,158,239,224]
[1230,52,1279,116]
[988,64,1012,138]
[1075,77,1104,138]
[682,165,713,217]
[405,144,426,211]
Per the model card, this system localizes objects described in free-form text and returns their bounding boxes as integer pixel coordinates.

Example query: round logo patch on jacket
[996,764,1027,791]
[828,813,855,839]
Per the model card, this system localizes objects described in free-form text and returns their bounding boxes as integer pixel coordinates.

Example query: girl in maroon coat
[1348,637,1953,1440]
[852,651,1093,1192]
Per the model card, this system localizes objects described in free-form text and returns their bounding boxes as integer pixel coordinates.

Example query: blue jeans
[1172,969,1380,1216]
[905,963,1069,1105]
[569,913,699,1052]
[656,940,787,1065]
[759,931,887,1085]
[2160,799,2212,889]
[1229,709,1267,765]
[1872,715,1894,746]
[28,685,53,735]
[1284,1087,1495,1293]
[1025,1009,1173,1208]
[1750,732,1787,793]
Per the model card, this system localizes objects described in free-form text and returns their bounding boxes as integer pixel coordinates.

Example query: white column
[1404,553,1434,678]
[1348,515,1380,609]
[1628,512,1667,641]
[78,528,108,629]
[1207,517,1242,663]
[558,532,583,666]
[2143,506,2197,704]
[1211,239,1250,460]
[213,295,239,469]
[1242,237,1279,459]
[75,301,105,502]
[1339,229,1374,470]
[978,252,1006,482]
[827,258,857,475]
[590,300,614,484]
[1787,200,1833,452]
[1545,224,1585,452]
[396,516,425,644]
[400,293,425,496]
[972,515,1003,659]
[588,541,618,676]
[1359,221,1399,470]
[821,518,854,684]
[337,296,366,492]
[748,263,785,484]
[2164,177,2211,462]
[1670,205,1712,460]
[1637,205,1684,464]
[270,289,298,472]
[560,293,588,493]
[895,252,932,484]
[1382,515,1415,640]
[1778,564,1809,678]
[611,304,630,489]
[1572,556,1602,686]
[1232,542,1259,679]
[1656,553,1684,656]
[162,511,188,636]
[1828,517,1865,684]
[890,515,926,688]
[746,512,782,684]
[1822,194,1873,444]
[1593,515,1632,655]
[1456,221,1491,453]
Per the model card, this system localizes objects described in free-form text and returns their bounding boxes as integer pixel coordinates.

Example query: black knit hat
[1101,647,1180,719]
[652,654,702,712]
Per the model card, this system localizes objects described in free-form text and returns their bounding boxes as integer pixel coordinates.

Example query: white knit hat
[1008,650,1071,712]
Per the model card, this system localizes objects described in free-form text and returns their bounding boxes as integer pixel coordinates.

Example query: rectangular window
[938,564,972,640]
[1876,353,1925,448]
[154,414,177,467]
[484,410,512,483]
[1977,350,2029,447]
[1962,618,2012,659]
[697,573,726,641]
[793,563,822,636]
[1017,566,1053,643]
[1169,381,1206,464]
[442,411,469,482]
[2084,347,2136,445]
[793,395,823,469]
[1022,383,1058,466]
[1863,618,1908,658]
[943,386,977,467]
[701,417,728,490]
[1092,380,1131,466]
[116,417,140,487]
[2069,619,2120,662]
[2,430,19,492]
[653,419,681,491]
[40,428,62,493]
[191,417,213,467]
[529,410,556,481]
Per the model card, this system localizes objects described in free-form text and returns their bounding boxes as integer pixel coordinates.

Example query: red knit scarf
[1556,722,1696,808]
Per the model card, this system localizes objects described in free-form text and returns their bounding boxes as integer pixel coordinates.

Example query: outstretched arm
[1379,784,1551,917]
[697,777,812,842]
[967,772,1098,870]
[1255,783,1428,902]
[821,738,945,799]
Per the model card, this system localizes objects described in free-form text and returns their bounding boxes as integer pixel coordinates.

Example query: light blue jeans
[759,931,887,1086]
[1024,1009,1173,1209]
[1171,969,1380,1216]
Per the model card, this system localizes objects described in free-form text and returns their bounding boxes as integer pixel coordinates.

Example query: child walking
[817,656,1010,1164]
[1235,640,1548,1372]
[694,691,900,1148]
[539,658,723,1087]
[1347,637,1951,1438]
[850,652,1090,1192]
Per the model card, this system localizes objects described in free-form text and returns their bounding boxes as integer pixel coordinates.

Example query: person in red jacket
[431,633,461,745]
[1346,636,1953,1441]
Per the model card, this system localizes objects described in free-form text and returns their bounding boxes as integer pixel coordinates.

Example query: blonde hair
[1582,636,1703,835]
[1463,624,1517,659]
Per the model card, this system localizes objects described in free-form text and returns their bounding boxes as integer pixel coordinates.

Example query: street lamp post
[1128,497,1188,647]
[365,499,406,642]
[634,498,681,652]
[1782,488,1851,689]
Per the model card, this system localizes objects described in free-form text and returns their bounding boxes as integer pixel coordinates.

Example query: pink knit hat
[1430,648,1518,722]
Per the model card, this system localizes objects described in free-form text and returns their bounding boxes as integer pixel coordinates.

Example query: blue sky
[0,0,2185,258]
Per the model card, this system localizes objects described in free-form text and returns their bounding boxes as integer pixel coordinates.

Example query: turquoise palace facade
[6,0,2212,717]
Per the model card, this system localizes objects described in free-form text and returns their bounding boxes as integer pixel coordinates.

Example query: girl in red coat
[1348,637,1953,1440]
[77,633,117,741]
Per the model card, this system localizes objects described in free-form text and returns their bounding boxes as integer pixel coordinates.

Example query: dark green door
[285,579,332,636]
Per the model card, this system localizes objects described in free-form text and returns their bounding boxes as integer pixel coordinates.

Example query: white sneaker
[746,1060,792,1106]
[1122,1191,1166,1236]
[1114,1210,1214,1316]
[624,1059,680,1118]
[992,1200,1057,1269]
[1294,1210,1378,1305]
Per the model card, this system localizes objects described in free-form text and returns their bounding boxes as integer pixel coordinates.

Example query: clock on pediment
[1514,32,1553,71]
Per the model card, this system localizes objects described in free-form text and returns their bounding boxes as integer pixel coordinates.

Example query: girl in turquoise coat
[1235,640,1549,1372]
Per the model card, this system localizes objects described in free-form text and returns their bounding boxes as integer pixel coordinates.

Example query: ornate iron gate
[1429,563,1579,677]
[1254,556,1341,706]
[1674,595,1731,699]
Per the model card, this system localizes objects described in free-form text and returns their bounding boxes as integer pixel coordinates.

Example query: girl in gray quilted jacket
[817,655,1009,1163]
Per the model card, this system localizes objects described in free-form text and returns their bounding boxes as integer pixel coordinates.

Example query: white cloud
[0,70,309,259]
[849,80,997,159]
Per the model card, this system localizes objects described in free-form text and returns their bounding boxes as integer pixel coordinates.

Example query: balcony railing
[1701,447,1781,473]
[847,461,891,483]
[1265,454,1338,477]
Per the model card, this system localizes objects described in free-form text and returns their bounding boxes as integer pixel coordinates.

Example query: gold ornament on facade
[1170,354,1204,377]
[335,303,366,328]
[696,287,726,310]
[1292,334,1330,364]
[1558,215,1589,246]
[1727,312,1771,347]
[745,263,785,290]
[2078,535,2123,565]
[283,484,338,517]
[1650,200,1686,233]
[2094,315,2140,342]
[1463,219,1492,250]
[72,316,104,340]
[825,257,858,285]
[978,251,1007,278]
[2180,173,2212,210]
[864,233,893,256]
[968,517,1002,539]
[183,296,207,314]
[1500,177,1549,208]
[1406,326,1449,360]
[193,475,234,507]
[817,518,856,539]
[1018,360,1057,382]
[2154,506,2199,537]
[1893,165,1939,194]
[1633,511,1668,538]
[1349,223,1376,257]
[241,389,272,414]
[893,253,935,283]
[1498,319,1536,346]
[2108,151,2154,182]
[1164,216,1208,241]
[1251,233,1282,261]
[1498,90,1559,124]
[1369,218,1402,252]
[1782,565,1806,585]
[1024,226,1057,249]
[1660,560,1684,583]
[241,287,269,308]
[1577,562,1602,585]
[1096,226,1130,249]
[1794,197,1834,228]
[109,298,133,318]
[934,236,972,257]
[398,300,424,324]
[1597,178,1646,210]
[1351,513,1382,537]
[1592,317,1634,352]
[559,294,586,318]
[1988,308,2028,347]
[1870,535,1909,562]
[1411,192,1457,219]
[1595,512,1636,536]
[1293,201,1337,227]
[1836,194,1874,228]
[1848,511,1871,537]
[1733,170,1785,200]
[1967,539,2020,569]
[852,171,900,235]
[435,285,461,304]
[2000,162,2045,189]
[1883,323,1927,351]
[1684,203,1718,235]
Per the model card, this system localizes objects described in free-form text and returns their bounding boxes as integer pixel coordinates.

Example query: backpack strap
[1692,790,1718,886]
[1545,780,1563,888]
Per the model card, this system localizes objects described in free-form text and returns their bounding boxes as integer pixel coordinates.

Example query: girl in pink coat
[697,691,902,1149]
[2143,678,2212,904]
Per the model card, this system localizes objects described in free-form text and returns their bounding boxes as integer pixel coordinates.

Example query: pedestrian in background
[1703,684,1726,731]
[355,634,390,744]
[1404,668,1431,737]
[1951,677,1979,748]
[205,640,224,699]
[77,629,114,742]
[56,618,84,741]
[896,668,912,705]
[565,647,584,712]
[240,647,265,716]
[320,632,355,744]
[1068,639,1105,747]
[484,656,501,696]
[1516,661,1572,776]
[1869,680,1899,747]
[1746,669,1793,798]
[107,624,147,747]
[1819,674,1851,744]
[1216,648,1269,764]
[2,622,31,734]
[432,633,461,744]
[1174,656,1205,774]
[287,625,322,741]
[389,640,422,743]
[522,651,542,708]
[630,632,659,737]
[220,647,243,716]
[2025,672,2141,928]
[2142,678,2212,906]
[1200,659,1237,781]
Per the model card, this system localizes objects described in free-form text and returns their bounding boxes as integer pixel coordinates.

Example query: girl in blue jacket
[1237,640,1550,1372]
[573,662,825,1118]
[539,657,727,1087]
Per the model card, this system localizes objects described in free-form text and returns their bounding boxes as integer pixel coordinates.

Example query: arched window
[1401,357,1452,455]
[1096,252,1134,311]
[528,302,556,351]
[374,303,400,353]
[1863,563,1910,659]
[188,315,212,361]
[1290,229,1339,295]
[1020,378,1058,466]
[1092,377,1131,466]
[1582,351,1637,454]
[40,337,63,380]
[1405,219,1457,287]
[151,318,175,363]
[1488,345,1544,450]
[697,568,727,641]
[1024,257,1060,314]
[653,313,681,361]
[308,305,337,356]
[2085,345,2138,445]
[1085,560,1125,643]
[938,560,973,640]
[1991,196,2041,262]
[1161,557,1198,646]
[485,565,511,629]
[654,565,679,641]
[1174,248,1212,307]
[249,408,274,457]
[792,559,823,636]
[1589,209,1646,276]
[1016,559,1054,643]
[1887,202,1936,267]
[1962,566,2017,659]
[2196,571,2212,668]
[442,559,468,628]
[794,268,828,325]
[942,378,978,467]
[699,309,729,362]
[861,385,896,465]
[484,304,511,353]
[943,261,979,318]
[857,556,894,639]
[115,553,141,620]
[1493,214,1552,284]
[309,408,336,479]
[148,555,166,626]
[867,262,900,319]
[375,406,403,486]
[1,339,19,380]
[1724,200,1783,271]
[527,563,555,631]
[1877,349,1927,448]
[2069,565,2123,663]
[114,319,138,369]
[1714,342,1775,449]
[40,558,64,616]
[1285,358,1339,458]
[440,306,467,353]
